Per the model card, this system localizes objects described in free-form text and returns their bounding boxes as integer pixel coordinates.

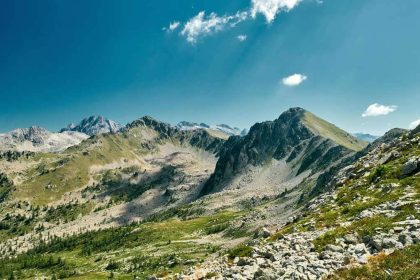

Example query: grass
[12,132,152,205]
[227,244,253,260]
[302,111,368,151]
[330,244,420,279]
[0,210,246,279]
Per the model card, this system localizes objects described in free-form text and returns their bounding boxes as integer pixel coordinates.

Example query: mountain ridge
[0,126,88,152]
[201,107,367,195]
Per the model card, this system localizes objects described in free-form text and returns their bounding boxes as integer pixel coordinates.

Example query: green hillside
[302,111,368,151]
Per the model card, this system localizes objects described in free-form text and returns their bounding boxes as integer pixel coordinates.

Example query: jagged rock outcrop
[61,115,122,136]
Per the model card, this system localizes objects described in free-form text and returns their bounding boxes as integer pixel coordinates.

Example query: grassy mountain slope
[302,111,367,151]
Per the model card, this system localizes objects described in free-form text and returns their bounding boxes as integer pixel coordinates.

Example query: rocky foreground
[177,212,419,280]
[171,130,420,279]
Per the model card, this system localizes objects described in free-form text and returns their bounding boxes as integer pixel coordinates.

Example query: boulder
[237,257,251,266]
[369,237,383,251]
[261,227,272,238]
[354,243,369,255]
[324,244,344,253]
[400,157,419,178]
[344,234,359,245]
[381,237,402,249]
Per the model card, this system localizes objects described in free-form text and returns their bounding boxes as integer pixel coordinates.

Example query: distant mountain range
[0,116,122,153]
[176,121,247,138]
[0,116,246,153]
[352,132,380,143]
[0,126,88,153]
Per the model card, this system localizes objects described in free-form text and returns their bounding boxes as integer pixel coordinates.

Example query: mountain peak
[202,108,367,194]
[286,106,306,114]
[61,115,122,136]
[278,107,306,119]
[126,115,176,138]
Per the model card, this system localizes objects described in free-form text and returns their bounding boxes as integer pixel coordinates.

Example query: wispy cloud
[362,103,397,117]
[180,11,248,43]
[409,119,420,129]
[237,34,247,41]
[251,0,303,23]
[169,21,180,31]
[282,73,307,87]
[163,21,180,32]
[171,0,308,43]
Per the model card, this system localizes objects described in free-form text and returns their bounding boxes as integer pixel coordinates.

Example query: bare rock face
[61,115,122,136]
[400,157,420,178]
[201,108,355,195]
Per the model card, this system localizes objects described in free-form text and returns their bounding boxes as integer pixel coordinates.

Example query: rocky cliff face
[61,115,122,136]
[202,108,362,195]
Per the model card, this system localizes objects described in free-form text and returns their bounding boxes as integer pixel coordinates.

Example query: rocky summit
[61,115,123,136]
[0,108,418,280]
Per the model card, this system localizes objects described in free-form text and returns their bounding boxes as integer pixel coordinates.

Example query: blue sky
[0,0,419,135]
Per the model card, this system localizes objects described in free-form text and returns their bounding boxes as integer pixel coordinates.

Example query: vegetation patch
[330,244,420,279]
[227,245,253,260]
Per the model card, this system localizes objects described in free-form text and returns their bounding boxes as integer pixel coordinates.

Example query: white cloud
[282,73,307,87]
[162,21,180,32]
[409,119,420,129]
[361,103,397,117]
[180,11,248,43]
[251,0,303,23]
[175,0,309,43]
[169,21,180,31]
[237,34,247,41]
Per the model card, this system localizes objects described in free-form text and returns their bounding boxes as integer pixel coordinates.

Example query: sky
[0,0,419,135]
